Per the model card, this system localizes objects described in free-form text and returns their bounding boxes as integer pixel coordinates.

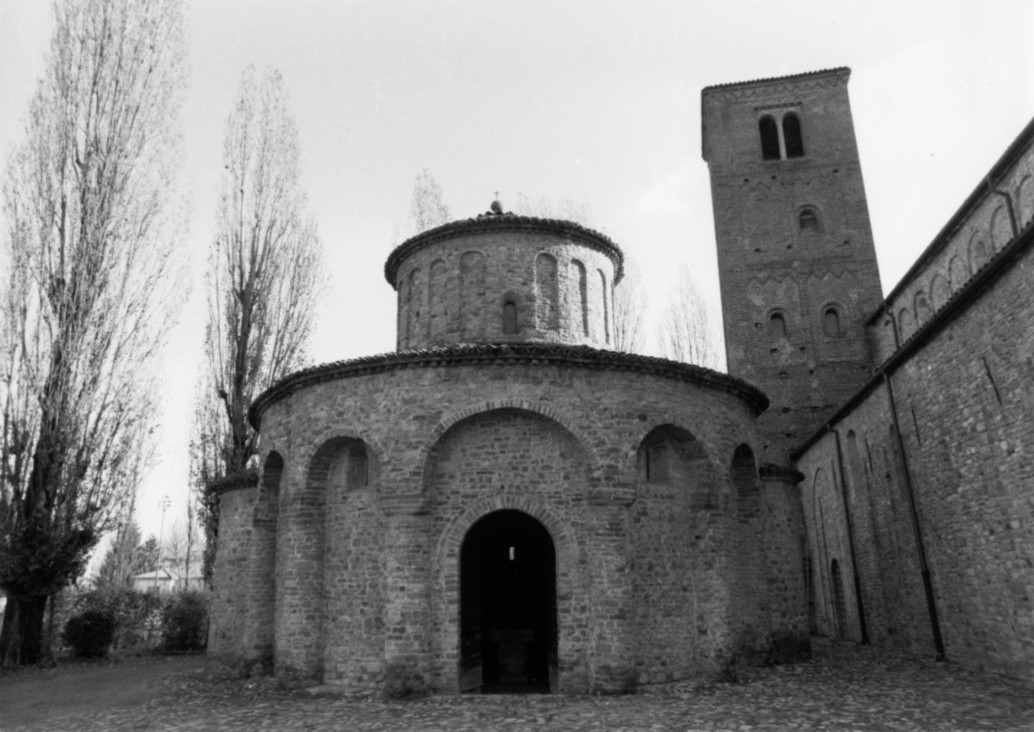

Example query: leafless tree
[657,264,722,369]
[514,193,592,225]
[409,168,450,234]
[613,256,648,354]
[194,67,323,584]
[0,0,186,665]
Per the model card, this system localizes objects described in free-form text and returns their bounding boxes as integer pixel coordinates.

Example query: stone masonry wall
[387,221,619,351]
[703,69,884,464]
[232,351,787,692]
[797,227,1034,682]
[209,485,256,658]
[868,124,1034,361]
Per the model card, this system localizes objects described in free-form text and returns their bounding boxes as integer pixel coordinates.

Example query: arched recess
[808,468,833,636]
[245,451,283,664]
[929,273,949,311]
[897,308,914,342]
[459,509,557,692]
[276,436,379,680]
[460,251,486,336]
[949,254,969,293]
[913,289,932,326]
[429,259,448,343]
[425,407,590,507]
[731,444,760,520]
[311,436,384,686]
[420,400,601,490]
[598,269,611,344]
[631,423,722,680]
[831,559,848,640]
[1017,174,1034,227]
[432,495,578,694]
[570,259,588,337]
[406,267,425,347]
[990,205,1011,251]
[636,424,716,510]
[970,233,990,272]
[535,253,559,330]
[730,444,762,643]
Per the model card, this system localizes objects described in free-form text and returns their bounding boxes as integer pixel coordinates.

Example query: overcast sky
[2,1,1033,546]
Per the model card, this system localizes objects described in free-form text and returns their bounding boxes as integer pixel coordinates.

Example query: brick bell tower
[702,68,883,463]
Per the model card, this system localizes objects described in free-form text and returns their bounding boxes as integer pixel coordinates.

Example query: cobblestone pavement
[5,640,1034,731]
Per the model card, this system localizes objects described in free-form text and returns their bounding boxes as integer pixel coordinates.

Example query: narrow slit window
[502,299,518,334]
[784,113,804,158]
[759,116,780,160]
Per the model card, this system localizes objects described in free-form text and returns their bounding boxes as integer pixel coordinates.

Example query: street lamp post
[154,495,171,593]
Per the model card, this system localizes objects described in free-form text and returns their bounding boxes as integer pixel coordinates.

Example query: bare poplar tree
[514,193,592,225]
[194,67,323,584]
[612,256,648,354]
[0,0,185,665]
[657,264,722,369]
[409,168,450,234]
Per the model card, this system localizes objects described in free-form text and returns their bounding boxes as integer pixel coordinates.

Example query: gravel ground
[2,639,1032,731]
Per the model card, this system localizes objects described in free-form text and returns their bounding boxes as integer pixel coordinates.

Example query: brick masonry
[703,68,884,466]
[209,68,1034,694]
[207,215,808,694]
[708,68,1034,684]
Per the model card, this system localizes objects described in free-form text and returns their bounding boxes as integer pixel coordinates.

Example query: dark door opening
[459,510,557,693]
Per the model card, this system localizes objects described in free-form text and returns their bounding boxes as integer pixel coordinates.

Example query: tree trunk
[0,595,48,667]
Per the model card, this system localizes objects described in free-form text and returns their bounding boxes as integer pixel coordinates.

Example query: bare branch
[192,67,324,585]
[656,264,722,370]
[0,0,186,665]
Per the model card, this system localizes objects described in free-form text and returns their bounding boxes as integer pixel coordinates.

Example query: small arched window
[759,116,780,160]
[502,299,518,334]
[823,307,841,336]
[768,312,788,339]
[783,113,804,158]
[799,207,820,233]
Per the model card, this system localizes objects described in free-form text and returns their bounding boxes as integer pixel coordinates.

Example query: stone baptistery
[208,206,808,694]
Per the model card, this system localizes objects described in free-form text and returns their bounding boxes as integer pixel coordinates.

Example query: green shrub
[161,591,209,653]
[63,608,117,658]
[72,585,162,652]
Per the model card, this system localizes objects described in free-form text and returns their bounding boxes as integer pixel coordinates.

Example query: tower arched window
[768,312,788,339]
[784,113,804,158]
[759,116,780,160]
[822,306,841,336]
[502,298,518,334]
[799,207,820,233]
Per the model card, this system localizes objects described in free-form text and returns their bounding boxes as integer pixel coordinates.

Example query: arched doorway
[459,510,557,693]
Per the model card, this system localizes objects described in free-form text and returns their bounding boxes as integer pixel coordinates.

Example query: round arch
[432,496,578,693]
[419,400,602,488]
[459,509,557,691]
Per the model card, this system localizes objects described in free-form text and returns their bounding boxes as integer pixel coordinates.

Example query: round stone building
[208,209,809,694]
